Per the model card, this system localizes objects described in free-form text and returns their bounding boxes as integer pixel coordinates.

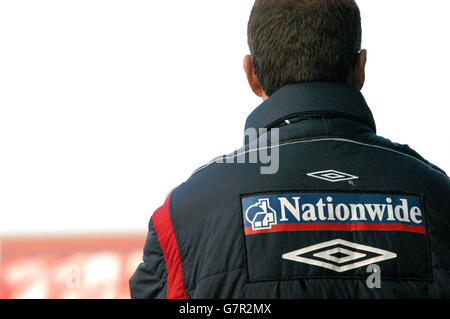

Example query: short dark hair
[248,0,362,96]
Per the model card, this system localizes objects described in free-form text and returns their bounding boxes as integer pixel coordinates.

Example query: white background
[0,0,448,236]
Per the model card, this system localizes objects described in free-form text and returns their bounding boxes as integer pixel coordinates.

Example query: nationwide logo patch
[242,192,425,235]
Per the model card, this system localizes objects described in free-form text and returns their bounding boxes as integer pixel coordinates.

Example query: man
[130,0,450,298]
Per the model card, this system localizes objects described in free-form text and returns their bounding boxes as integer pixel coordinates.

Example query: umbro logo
[307,170,359,183]
[282,239,397,272]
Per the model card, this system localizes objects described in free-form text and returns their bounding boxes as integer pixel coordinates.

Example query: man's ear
[349,49,367,91]
[243,55,268,100]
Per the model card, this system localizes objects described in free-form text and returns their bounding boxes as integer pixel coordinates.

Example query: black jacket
[130,82,450,298]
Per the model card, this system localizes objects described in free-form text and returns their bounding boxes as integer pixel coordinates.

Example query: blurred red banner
[0,234,146,299]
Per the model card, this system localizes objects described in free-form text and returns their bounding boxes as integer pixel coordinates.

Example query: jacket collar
[244,81,376,134]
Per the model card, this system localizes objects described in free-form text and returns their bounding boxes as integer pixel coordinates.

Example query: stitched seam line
[192,137,432,176]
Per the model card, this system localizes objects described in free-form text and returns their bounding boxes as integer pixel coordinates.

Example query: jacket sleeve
[129,216,168,299]
[129,193,187,299]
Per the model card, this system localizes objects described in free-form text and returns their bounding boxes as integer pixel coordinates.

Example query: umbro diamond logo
[307,170,359,183]
[282,239,397,272]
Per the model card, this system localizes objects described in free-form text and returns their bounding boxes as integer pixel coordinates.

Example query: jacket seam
[191,267,245,293]
[192,135,439,177]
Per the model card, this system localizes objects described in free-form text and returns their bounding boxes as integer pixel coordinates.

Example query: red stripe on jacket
[244,222,426,235]
[152,193,187,299]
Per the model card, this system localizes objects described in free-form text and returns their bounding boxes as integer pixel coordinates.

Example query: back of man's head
[248,0,362,97]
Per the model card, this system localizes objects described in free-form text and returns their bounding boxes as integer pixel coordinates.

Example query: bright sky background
[0,0,448,236]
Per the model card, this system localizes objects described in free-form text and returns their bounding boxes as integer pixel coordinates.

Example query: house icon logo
[244,198,277,231]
